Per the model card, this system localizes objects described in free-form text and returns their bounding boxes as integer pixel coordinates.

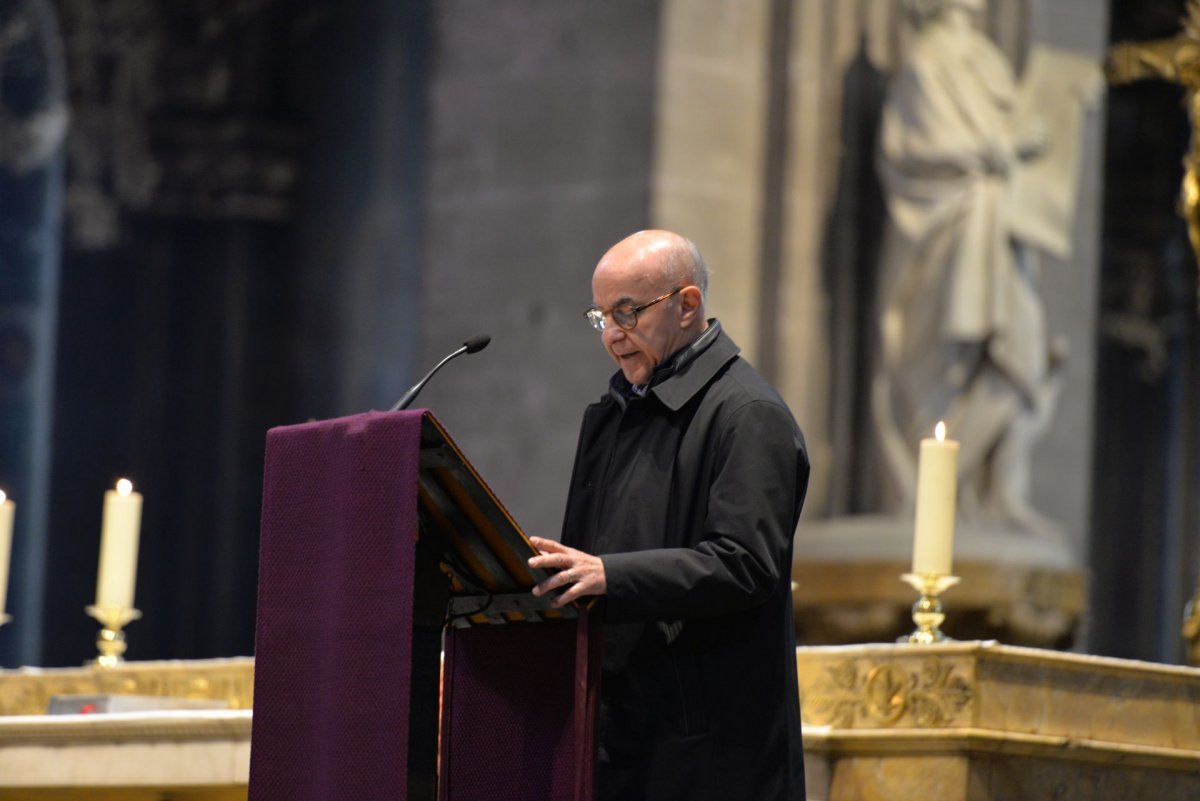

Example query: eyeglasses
[585,287,683,332]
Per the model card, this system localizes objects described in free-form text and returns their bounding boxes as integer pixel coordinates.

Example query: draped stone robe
[873,16,1061,528]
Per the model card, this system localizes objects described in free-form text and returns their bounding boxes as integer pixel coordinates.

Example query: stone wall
[417,1,662,539]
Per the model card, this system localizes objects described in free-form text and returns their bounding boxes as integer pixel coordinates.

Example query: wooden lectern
[248,410,599,801]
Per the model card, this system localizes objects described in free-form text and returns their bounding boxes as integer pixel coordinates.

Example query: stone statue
[873,0,1066,536]
[1107,0,1200,308]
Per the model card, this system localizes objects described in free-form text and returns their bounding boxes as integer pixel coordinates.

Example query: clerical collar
[610,320,722,400]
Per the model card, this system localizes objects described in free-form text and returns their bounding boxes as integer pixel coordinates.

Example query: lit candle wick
[116,479,133,497]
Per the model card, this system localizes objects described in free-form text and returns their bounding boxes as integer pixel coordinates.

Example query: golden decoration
[863,664,909,724]
[909,656,972,727]
[803,656,972,729]
[1108,0,1200,308]
[898,573,960,644]
[808,658,864,728]
[0,658,254,716]
[1184,588,1200,665]
[85,604,141,668]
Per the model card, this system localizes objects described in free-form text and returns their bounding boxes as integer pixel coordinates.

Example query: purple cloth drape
[248,410,422,801]
[440,610,600,801]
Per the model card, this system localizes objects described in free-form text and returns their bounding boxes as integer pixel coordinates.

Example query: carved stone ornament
[803,655,973,728]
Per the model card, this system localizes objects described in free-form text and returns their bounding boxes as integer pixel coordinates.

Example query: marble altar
[1,647,1197,800]
[798,641,1200,800]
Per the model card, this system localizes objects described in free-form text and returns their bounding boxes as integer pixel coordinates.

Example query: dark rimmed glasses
[585,287,683,332]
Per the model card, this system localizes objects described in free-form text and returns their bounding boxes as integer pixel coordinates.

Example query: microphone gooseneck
[389,334,492,412]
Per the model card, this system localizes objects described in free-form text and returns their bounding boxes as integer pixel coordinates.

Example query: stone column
[652,0,773,365]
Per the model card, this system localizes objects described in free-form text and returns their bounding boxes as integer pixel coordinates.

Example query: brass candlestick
[85,604,141,668]
[898,572,960,644]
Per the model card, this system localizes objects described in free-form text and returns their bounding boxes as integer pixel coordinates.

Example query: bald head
[590,230,710,386]
[594,229,709,301]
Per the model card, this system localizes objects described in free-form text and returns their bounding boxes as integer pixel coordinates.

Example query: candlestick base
[898,573,960,644]
[85,605,142,668]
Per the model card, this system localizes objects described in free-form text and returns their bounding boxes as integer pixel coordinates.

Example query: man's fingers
[531,565,574,597]
[528,538,572,568]
[527,541,605,604]
[532,564,592,600]
[528,552,571,570]
[528,539,579,572]
[553,574,599,608]
[528,536,565,553]
[552,585,581,608]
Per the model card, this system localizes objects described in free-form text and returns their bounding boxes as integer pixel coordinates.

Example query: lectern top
[417,412,581,627]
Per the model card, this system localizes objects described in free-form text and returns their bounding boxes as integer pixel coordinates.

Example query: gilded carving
[863,664,909,724]
[0,660,254,716]
[909,657,972,727]
[1108,0,1200,306]
[807,658,862,728]
[802,656,972,729]
[1185,589,1200,665]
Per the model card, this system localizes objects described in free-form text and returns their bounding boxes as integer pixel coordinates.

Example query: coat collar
[650,321,740,411]
[606,320,740,412]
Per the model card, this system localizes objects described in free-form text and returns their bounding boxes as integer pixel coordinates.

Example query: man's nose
[602,324,625,345]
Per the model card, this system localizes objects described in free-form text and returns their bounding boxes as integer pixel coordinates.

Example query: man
[528,230,810,801]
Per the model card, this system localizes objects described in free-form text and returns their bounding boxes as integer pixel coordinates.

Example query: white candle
[96,479,143,609]
[912,422,959,575]
[0,491,13,619]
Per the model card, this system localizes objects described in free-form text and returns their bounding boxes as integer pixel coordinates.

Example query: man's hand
[527,537,607,608]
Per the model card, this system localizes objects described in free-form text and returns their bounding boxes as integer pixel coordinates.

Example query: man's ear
[678,286,704,327]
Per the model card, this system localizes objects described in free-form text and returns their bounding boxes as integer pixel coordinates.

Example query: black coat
[562,324,810,801]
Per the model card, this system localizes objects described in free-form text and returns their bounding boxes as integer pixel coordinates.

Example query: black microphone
[389,335,492,411]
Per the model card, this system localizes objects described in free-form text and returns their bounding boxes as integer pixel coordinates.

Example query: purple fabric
[248,410,422,801]
[440,612,600,801]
